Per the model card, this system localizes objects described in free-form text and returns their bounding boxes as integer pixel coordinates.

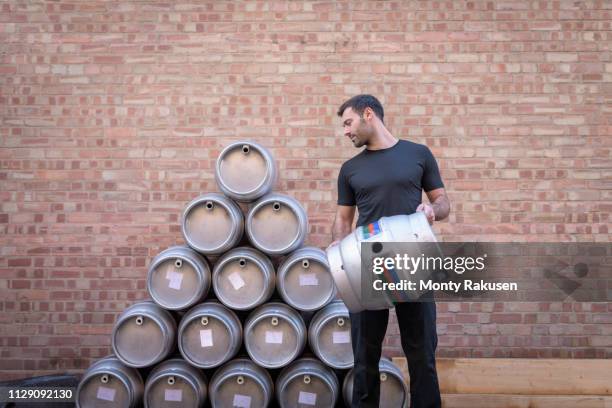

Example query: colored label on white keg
[360,220,382,239]
[333,330,351,344]
[164,389,182,402]
[96,386,116,402]
[232,393,251,408]
[228,272,245,290]
[200,329,213,347]
[298,391,317,405]
[265,330,283,344]
[299,273,319,286]
[167,271,183,290]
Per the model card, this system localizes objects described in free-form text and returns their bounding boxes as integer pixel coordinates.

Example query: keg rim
[111,302,175,368]
[144,368,204,408]
[147,246,210,311]
[308,302,354,369]
[215,141,276,199]
[276,358,339,405]
[212,247,275,310]
[246,193,308,255]
[244,303,306,369]
[177,303,242,368]
[181,193,244,255]
[209,358,273,406]
[276,247,336,311]
[77,357,141,408]
[325,243,363,313]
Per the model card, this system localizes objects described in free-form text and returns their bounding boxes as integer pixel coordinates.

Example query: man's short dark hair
[337,94,384,123]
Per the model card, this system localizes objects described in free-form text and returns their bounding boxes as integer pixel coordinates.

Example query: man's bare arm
[331,205,356,243]
[417,187,450,224]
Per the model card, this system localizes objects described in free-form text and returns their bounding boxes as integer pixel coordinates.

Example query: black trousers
[349,302,441,408]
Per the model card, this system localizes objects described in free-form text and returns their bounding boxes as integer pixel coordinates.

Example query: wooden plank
[392,357,612,395]
[442,394,612,408]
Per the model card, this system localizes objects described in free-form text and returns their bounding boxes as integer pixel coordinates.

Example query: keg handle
[380,373,387,382]
[205,201,214,211]
[100,374,109,384]
[174,259,183,269]
[238,258,247,268]
[201,316,209,326]
[301,259,309,269]
[272,202,281,212]
[167,376,175,385]
[271,316,279,326]
[236,375,244,385]
[337,317,345,327]
[135,316,144,326]
[241,145,250,154]
[303,375,311,384]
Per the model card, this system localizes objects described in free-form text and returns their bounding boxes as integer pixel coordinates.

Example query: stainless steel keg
[276,357,339,408]
[246,193,308,256]
[308,300,353,369]
[326,212,438,313]
[215,141,277,202]
[343,358,409,408]
[178,302,242,369]
[147,245,211,310]
[111,301,176,368]
[208,358,274,408]
[181,193,244,255]
[76,355,143,408]
[243,302,307,369]
[144,358,207,408]
[276,247,336,311]
[212,247,275,310]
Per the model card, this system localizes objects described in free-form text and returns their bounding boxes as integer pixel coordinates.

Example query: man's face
[341,107,372,148]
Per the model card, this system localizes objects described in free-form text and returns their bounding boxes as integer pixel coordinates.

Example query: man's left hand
[416,203,435,225]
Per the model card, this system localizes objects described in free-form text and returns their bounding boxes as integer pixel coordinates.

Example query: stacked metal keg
[76,141,409,408]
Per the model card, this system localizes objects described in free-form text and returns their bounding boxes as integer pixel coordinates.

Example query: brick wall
[1,1,610,380]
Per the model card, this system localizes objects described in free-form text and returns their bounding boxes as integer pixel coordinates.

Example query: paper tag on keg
[333,330,351,344]
[164,389,182,402]
[228,272,245,290]
[299,273,319,286]
[232,393,251,408]
[265,330,283,344]
[96,386,116,402]
[167,271,183,290]
[199,329,213,348]
[298,391,317,405]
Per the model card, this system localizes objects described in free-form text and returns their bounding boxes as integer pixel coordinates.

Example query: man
[331,95,450,408]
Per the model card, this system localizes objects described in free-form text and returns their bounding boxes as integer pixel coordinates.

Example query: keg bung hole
[380,373,387,382]
[271,316,279,326]
[201,316,209,326]
[205,201,214,210]
[337,318,345,327]
[101,375,109,384]
[238,258,247,268]
[236,375,244,385]
[175,259,183,269]
[272,202,281,212]
[167,376,175,385]
[242,145,250,154]
[135,316,144,326]
[303,375,311,384]
[302,259,309,269]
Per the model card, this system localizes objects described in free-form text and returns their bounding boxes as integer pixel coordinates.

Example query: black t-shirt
[337,139,444,227]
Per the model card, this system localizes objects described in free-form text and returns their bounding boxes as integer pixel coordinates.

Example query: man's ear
[363,107,374,121]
